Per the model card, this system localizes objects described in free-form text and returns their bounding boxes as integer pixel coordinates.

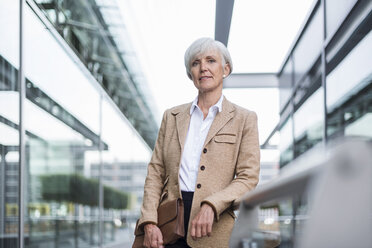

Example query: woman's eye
[208,59,216,63]
[192,61,199,66]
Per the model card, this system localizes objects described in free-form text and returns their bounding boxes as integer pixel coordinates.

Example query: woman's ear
[224,63,231,76]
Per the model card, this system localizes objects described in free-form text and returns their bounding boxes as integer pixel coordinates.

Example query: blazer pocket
[214,134,236,144]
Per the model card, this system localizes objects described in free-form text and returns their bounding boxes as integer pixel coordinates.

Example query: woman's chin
[198,84,222,94]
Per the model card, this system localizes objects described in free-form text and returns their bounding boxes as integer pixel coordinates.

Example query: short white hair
[184,37,233,80]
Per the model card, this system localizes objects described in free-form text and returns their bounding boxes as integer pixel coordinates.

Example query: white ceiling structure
[116,0,314,150]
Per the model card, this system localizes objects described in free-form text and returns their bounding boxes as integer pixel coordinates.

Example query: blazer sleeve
[201,111,260,221]
[137,110,168,229]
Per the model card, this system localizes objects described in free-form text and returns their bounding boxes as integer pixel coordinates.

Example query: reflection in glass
[101,98,151,245]
[24,80,103,247]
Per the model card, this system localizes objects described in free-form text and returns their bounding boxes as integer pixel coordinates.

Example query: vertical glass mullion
[99,92,104,248]
[0,146,5,245]
[18,0,25,248]
[290,55,296,160]
[321,0,328,144]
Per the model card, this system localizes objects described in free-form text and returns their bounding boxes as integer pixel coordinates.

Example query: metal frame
[18,0,25,247]
[321,0,328,144]
[215,0,235,46]
[223,73,278,88]
[0,145,5,240]
[99,93,104,248]
[290,55,296,168]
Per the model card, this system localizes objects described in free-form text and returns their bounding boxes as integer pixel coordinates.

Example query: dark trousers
[165,191,193,248]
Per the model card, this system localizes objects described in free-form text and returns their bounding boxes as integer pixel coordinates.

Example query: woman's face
[190,49,230,94]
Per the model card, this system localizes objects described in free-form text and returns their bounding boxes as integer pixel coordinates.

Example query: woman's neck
[197,91,222,118]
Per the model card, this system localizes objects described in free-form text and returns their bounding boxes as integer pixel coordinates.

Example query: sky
[116,0,314,149]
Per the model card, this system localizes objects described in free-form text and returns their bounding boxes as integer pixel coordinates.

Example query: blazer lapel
[203,97,235,146]
[173,103,192,151]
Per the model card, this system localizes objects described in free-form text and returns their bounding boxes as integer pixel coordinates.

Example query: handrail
[230,138,372,248]
[242,142,326,208]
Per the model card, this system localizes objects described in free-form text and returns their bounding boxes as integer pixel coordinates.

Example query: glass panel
[325,0,358,38]
[326,29,372,140]
[279,59,293,111]
[293,88,324,158]
[326,29,372,112]
[101,98,151,246]
[0,0,19,247]
[23,3,101,247]
[293,5,323,85]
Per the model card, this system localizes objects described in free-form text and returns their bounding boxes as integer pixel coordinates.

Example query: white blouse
[179,94,223,192]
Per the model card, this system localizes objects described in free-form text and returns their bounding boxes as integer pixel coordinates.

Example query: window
[294,88,324,157]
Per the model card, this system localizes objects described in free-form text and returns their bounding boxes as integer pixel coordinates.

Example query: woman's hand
[190,203,215,240]
[143,224,164,248]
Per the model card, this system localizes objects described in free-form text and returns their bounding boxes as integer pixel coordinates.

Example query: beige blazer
[138,97,260,248]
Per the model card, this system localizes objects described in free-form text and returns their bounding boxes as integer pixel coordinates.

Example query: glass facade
[0,1,152,247]
[277,0,372,167]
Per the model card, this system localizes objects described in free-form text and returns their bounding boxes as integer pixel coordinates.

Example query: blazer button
[200,165,205,171]
[203,148,207,153]
[197,183,201,189]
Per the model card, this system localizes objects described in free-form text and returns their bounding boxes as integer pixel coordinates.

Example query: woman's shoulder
[165,102,193,116]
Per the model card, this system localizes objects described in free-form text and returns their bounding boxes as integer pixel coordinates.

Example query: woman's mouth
[199,76,212,81]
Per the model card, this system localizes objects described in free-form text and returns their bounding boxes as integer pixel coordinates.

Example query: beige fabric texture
[137,97,260,248]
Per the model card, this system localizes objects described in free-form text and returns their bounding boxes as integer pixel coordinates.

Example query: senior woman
[136,37,260,248]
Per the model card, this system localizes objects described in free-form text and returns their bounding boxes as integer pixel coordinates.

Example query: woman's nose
[200,61,207,71]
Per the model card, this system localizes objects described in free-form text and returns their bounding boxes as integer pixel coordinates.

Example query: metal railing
[230,138,372,248]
